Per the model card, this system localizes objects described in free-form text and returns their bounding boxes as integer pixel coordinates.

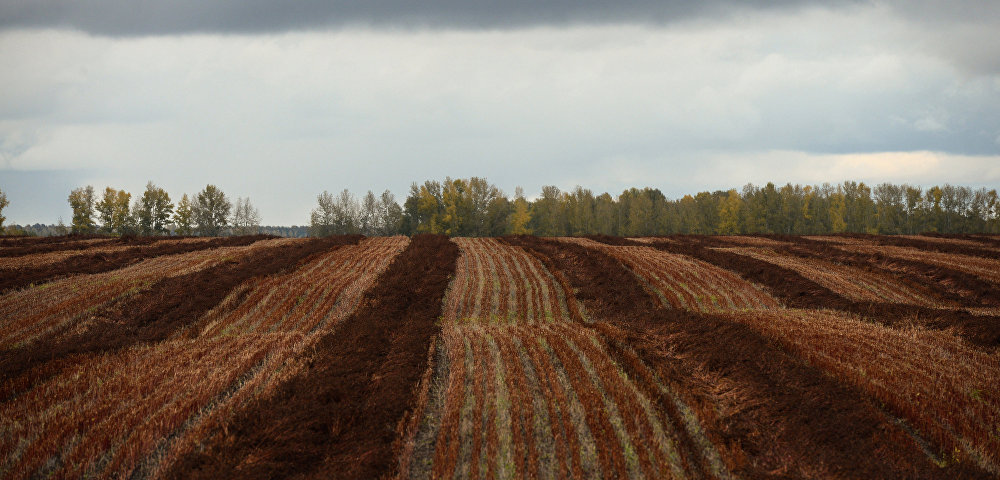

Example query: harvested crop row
[0,234,273,293]
[900,235,999,248]
[0,237,212,269]
[562,237,780,312]
[443,238,576,323]
[0,333,294,479]
[0,235,365,403]
[839,243,1000,284]
[0,234,107,247]
[632,237,1000,349]
[0,237,115,258]
[194,236,410,338]
[804,235,876,245]
[403,322,690,480]
[0,238,294,351]
[505,235,986,479]
[725,308,1000,474]
[162,234,458,480]
[720,246,944,306]
[0,237,406,479]
[707,235,792,247]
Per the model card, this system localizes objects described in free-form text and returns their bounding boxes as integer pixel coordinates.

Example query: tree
[173,194,195,235]
[828,188,847,233]
[717,189,742,234]
[135,182,174,235]
[377,190,403,236]
[873,183,904,234]
[360,191,380,236]
[310,189,359,236]
[193,184,231,236]
[507,186,532,235]
[530,185,566,236]
[231,197,261,235]
[0,187,8,229]
[68,186,96,234]
[593,193,617,235]
[96,187,133,235]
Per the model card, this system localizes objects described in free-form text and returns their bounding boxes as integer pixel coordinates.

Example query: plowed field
[2,234,997,479]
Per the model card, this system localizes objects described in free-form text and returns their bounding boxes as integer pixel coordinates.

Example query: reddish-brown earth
[163,234,459,480]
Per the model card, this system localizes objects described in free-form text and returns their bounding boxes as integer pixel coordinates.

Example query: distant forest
[313,178,1000,236]
[1,179,998,237]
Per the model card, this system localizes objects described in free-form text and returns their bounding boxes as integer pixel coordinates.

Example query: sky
[1,1,999,225]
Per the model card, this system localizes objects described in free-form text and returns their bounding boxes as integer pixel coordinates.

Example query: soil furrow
[162,234,458,480]
[0,235,274,293]
[505,235,989,479]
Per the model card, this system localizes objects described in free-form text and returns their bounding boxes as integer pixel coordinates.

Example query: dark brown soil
[776,235,1000,307]
[0,235,363,402]
[0,233,107,247]
[610,235,1000,350]
[506,235,990,479]
[163,234,459,480]
[0,235,274,293]
[0,238,117,257]
[840,233,1000,259]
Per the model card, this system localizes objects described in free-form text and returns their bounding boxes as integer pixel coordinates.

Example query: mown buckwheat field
[2,233,999,479]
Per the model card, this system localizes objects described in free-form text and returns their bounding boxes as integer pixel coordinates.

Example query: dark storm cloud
[0,0,862,35]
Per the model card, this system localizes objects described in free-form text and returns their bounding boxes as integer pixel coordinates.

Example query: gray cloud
[1,3,999,225]
[0,0,863,35]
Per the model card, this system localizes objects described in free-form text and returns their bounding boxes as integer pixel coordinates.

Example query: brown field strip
[838,243,1000,284]
[161,234,458,480]
[3,233,997,479]
[0,237,294,352]
[0,234,107,247]
[505,235,990,479]
[0,234,274,293]
[627,236,676,244]
[709,235,793,247]
[401,322,692,479]
[625,237,1000,349]
[0,236,406,478]
[561,237,781,313]
[725,308,1000,474]
[804,235,877,245]
[443,237,577,323]
[900,235,1000,248]
[719,246,944,306]
[0,236,366,401]
[0,237,116,257]
[785,236,1000,308]
[0,237,212,269]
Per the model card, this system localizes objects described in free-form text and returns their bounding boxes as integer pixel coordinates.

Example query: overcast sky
[1,1,999,225]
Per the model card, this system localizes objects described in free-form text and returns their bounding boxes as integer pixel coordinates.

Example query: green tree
[68,186,96,234]
[136,182,174,235]
[96,187,133,235]
[873,183,904,234]
[530,185,566,236]
[173,194,195,235]
[593,193,618,235]
[193,184,232,236]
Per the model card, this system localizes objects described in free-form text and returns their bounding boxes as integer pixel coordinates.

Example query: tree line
[311,178,1000,236]
[1,179,998,238]
[64,183,261,236]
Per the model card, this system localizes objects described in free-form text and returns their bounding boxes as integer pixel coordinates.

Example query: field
[1,233,999,479]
